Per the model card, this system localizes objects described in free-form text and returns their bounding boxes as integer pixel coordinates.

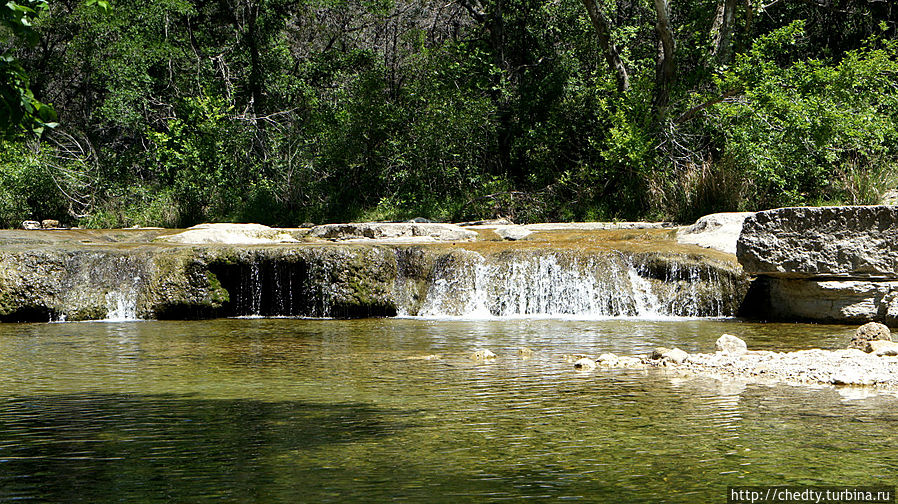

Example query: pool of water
[0,318,895,502]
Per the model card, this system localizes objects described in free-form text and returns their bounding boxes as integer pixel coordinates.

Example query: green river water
[0,318,895,502]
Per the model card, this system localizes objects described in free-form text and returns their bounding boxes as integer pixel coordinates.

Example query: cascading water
[198,246,742,320]
[411,250,728,319]
[104,286,139,321]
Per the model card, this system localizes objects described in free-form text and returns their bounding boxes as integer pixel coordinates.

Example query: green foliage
[707,22,898,208]
[0,140,69,227]
[0,0,57,137]
[1,0,897,227]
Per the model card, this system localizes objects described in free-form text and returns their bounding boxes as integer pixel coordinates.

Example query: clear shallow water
[0,318,895,503]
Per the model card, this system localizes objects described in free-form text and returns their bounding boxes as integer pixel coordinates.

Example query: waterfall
[206,247,740,320]
[411,251,721,319]
[104,276,140,321]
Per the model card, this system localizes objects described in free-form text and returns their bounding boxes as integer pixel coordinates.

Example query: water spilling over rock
[0,226,748,322]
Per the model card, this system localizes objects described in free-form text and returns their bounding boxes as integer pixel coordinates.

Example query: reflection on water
[0,319,895,502]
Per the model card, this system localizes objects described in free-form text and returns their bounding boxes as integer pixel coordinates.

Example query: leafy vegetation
[1,0,896,227]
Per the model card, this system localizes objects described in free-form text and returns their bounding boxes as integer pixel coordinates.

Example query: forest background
[0,0,896,228]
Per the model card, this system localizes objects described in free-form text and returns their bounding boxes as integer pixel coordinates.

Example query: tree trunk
[710,0,738,65]
[652,0,676,118]
[580,0,630,93]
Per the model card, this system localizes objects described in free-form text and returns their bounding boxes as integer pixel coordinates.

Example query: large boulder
[738,206,898,324]
[715,333,747,355]
[738,206,898,279]
[850,322,891,350]
[310,222,477,242]
[677,212,755,255]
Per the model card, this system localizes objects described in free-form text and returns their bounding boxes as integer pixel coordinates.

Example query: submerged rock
[573,357,597,370]
[518,347,534,359]
[471,349,497,360]
[716,334,747,355]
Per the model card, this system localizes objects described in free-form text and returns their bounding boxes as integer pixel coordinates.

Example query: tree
[580,0,629,92]
[0,0,57,137]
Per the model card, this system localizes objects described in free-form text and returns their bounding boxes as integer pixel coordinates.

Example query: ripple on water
[0,318,893,503]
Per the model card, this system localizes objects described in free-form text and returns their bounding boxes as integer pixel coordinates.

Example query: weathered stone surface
[524,222,674,231]
[158,223,299,245]
[850,322,891,350]
[310,222,477,242]
[716,334,747,355]
[677,212,754,255]
[457,218,514,227]
[22,221,40,230]
[573,357,597,370]
[738,206,898,279]
[866,340,898,356]
[41,219,61,229]
[494,226,533,241]
[737,206,898,324]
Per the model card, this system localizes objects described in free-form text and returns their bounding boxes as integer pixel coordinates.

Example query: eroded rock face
[738,206,898,279]
[309,223,477,242]
[738,206,898,324]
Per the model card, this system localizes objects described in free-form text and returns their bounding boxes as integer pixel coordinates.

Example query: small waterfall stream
[409,251,714,319]
[203,248,739,320]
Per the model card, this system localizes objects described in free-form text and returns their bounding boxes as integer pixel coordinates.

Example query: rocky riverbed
[574,324,898,391]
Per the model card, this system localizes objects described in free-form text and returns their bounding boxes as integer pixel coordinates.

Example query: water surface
[0,318,895,502]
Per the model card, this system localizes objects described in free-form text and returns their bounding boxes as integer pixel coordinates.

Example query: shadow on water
[0,393,418,503]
